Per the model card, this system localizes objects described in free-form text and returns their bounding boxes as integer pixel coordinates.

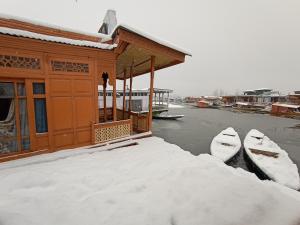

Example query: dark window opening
[34,99,48,133]
[33,83,45,94]
[0,99,12,121]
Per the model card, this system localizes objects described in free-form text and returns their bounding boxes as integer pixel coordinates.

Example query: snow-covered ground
[0,137,300,225]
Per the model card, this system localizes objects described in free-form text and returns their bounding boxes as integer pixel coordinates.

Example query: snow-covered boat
[153,114,184,120]
[210,127,241,163]
[244,129,300,190]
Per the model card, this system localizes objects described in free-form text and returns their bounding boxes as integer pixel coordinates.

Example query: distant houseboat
[232,102,265,113]
[288,91,300,105]
[271,103,300,119]
[222,88,286,106]
[197,100,212,108]
[197,96,221,108]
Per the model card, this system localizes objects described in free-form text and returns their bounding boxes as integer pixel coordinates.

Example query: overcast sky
[1,0,300,96]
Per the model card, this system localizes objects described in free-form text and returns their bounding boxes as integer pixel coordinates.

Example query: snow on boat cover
[244,129,300,190]
[210,127,241,162]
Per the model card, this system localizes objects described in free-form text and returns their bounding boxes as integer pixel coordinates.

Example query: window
[33,83,45,94]
[34,99,48,133]
[33,82,48,133]
[0,82,17,153]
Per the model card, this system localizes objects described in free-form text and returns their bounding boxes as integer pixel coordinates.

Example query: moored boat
[153,114,184,120]
[244,129,300,190]
[210,127,241,163]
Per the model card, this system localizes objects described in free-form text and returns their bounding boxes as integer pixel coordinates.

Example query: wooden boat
[271,103,300,119]
[232,102,265,113]
[210,127,241,163]
[153,114,184,120]
[244,129,300,190]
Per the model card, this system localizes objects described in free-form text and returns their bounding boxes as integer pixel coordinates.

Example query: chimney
[99,9,117,35]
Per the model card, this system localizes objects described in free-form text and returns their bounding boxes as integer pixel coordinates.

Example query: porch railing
[117,109,149,133]
[92,119,132,144]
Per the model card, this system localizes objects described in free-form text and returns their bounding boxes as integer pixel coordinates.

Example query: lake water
[152,105,300,174]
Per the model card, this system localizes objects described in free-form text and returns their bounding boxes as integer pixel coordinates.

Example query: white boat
[210,127,241,162]
[244,129,300,190]
[153,114,184,120]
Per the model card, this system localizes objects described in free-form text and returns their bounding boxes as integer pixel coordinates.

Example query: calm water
[152,106,300,173]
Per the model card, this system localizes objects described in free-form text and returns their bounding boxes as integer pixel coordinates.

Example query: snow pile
[0,137,300,225]
[210,127,242,162]
[244,129,300,190]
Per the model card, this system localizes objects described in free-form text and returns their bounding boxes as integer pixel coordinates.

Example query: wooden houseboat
[222,88,286,106]
[271,103,300,119]
[288,91,300,105]
[232,102,265,113]
[0,10,190,162]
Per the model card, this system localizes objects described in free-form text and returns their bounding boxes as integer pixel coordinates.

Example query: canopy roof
[114,26,190,79]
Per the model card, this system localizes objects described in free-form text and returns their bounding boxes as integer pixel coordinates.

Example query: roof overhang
[113,26,190,80]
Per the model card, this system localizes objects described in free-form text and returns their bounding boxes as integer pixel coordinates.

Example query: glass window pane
[0,140,18,154]
[17,83,26,96]
[21,138,30,151]
[0,99,17,154]
[19,99,29,137]
[33,83,45,94]
[0,82,14,98]
[34,98,48,133]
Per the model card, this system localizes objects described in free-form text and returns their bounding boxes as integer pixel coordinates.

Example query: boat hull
[244,129,300,190]
[210,127,241,163]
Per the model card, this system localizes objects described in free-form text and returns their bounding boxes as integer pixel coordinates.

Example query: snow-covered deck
[0,137,299,225]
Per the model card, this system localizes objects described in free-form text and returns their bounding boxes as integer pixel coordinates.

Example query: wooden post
[148,56,155,131]
[122,69,127,119]
[103,86,107,122]
[113,78,117,121]
[129,66,133,112]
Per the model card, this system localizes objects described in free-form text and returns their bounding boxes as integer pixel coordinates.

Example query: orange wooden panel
[75,97,93,128]
[54,132,74,148]
[52,97,73,131]
[50,79,72,96]
[36,134,49,150]
[76,129,91,144]
[74,79,92,95]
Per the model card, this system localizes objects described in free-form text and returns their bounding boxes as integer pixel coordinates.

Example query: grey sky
[1,0,300,96]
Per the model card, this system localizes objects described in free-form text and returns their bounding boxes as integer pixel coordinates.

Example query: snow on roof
[0,13,190,56]
[0,27,116,50]
[254,88,273,91]
[0,12,110,40]
[109,24,192,56]
[272,103,300,109]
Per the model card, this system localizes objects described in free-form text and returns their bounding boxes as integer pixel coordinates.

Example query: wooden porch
[92,25,188,145]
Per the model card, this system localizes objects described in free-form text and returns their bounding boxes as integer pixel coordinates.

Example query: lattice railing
[50,60,89,73]
[93,119,132,144]
[0,54,41,70]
